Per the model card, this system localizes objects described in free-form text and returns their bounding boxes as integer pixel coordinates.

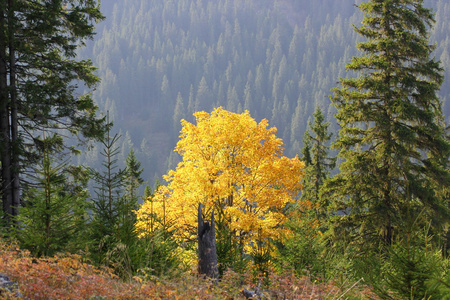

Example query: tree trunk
[0,4,13,226]
[9,0,20,220]
[444,194,450,257]
[198,203,219,280]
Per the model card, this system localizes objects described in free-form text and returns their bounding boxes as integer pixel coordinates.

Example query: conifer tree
[16,133,89,256]
[0,0,105,228]
[119,148,144,244]
[300,107,336,207]
[325,0,450,250]
[89,123,126,264]
[300,131,312,167]
[124,149,144,205]
[277,107,335,277]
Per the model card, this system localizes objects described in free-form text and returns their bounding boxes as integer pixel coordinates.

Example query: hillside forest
[78,0,450,182]
[0,0,450,299]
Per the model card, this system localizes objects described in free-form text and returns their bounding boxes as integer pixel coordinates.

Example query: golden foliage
[135,107,304,251]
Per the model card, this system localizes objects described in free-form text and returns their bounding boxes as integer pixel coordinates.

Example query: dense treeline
[77,0,450,183]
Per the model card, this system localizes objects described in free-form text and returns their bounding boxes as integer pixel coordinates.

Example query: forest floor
[0,241,378,299]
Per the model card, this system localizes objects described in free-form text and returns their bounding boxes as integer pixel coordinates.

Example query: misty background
[75,0,450,188]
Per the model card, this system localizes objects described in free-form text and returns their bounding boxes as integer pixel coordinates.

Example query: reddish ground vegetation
[0,240,377,299]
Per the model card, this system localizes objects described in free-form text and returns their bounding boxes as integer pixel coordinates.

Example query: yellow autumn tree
[135,107,304,264]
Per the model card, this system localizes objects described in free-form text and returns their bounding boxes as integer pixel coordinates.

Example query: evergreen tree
[119,148,144,245]
[89,123,126,264]
[16,133,89,256]
[276,107,335,278]
[0,0,106,228]
[124,149,144,204]
[300,130,312,167]
[88,125,149,279]
[325,0,450,250]
[300,107,336,207]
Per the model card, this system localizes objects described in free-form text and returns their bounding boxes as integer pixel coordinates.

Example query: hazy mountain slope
[78,0,449,184]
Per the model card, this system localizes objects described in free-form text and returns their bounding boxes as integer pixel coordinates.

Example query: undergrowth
[0,239,378,299]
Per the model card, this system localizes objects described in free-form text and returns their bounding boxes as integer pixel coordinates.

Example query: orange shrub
[0,239,378,299]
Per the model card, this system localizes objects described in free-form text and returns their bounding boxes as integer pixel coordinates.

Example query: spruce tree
[300,107,336,207]
[119,148,144,245]
[123,149,144,207]
[89,124,126,264]
[16,133,90,256]
[0,0,106,228]
[325,0,450,250]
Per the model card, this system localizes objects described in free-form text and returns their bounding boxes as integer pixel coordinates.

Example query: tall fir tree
[324,0,450,250]
[0,0,106,228]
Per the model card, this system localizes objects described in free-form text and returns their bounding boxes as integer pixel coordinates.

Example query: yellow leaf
[135,107,305,254]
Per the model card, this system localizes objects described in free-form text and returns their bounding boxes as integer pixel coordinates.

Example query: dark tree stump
[198,203,219,280]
